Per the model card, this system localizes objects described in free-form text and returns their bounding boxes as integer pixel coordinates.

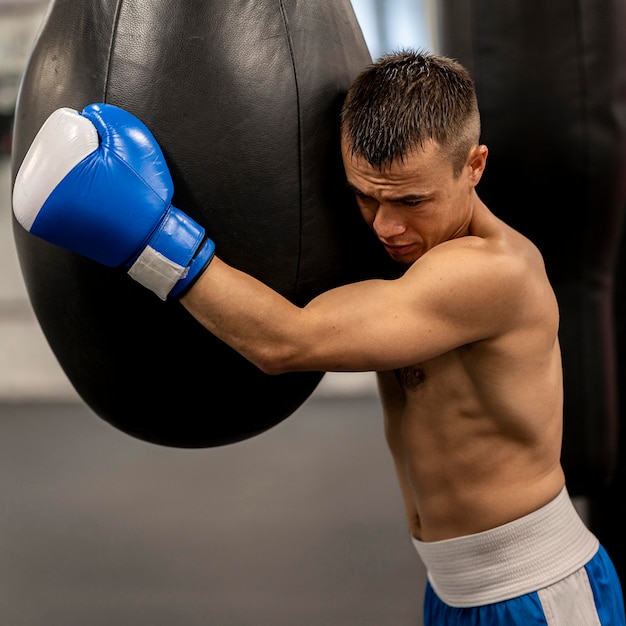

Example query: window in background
[350,0,438,60]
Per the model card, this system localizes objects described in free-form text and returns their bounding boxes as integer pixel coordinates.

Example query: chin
[388,252,418,265]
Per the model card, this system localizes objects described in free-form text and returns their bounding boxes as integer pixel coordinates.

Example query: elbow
[256,361,289,376]
[254,355,293,376]
[251,346,305,376]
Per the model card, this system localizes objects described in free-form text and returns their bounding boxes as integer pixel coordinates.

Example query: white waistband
[412,487,599,607]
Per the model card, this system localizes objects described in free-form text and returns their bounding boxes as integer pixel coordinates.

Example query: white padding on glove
[13,108,99,231]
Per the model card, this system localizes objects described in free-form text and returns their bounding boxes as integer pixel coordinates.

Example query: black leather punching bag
[437,1,626,495]
[11,1,393,447]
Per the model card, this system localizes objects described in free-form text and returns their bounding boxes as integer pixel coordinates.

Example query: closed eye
[349,187,372,202]
[398,197,424,207]
[346,183,428,208]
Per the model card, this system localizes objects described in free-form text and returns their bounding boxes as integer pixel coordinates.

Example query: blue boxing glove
[12,103,215,299]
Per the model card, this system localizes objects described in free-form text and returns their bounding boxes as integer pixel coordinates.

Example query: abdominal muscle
[383,349,566,542]
[399,432,566,542]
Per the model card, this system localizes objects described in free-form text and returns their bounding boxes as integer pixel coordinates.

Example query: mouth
[383,243,416,259]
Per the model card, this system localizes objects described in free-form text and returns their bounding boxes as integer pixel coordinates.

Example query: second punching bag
[438,0,626,494]
[11,1,393,447]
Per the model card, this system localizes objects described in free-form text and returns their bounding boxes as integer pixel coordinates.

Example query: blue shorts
[413,488,625,625]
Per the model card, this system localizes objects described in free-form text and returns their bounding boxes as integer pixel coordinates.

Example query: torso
[377,209,566,542]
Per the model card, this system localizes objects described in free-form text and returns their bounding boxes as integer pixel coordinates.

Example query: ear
[468,144,488,186]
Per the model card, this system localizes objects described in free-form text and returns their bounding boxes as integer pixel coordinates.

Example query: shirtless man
[13,51,625,624]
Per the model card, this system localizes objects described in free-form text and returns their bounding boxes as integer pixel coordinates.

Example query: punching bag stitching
[572,0,591,278]
[571,0,592,425]
[277,0,304,295]
[468,0,479,90]
[102,0,125,102]
[572,0,618,485]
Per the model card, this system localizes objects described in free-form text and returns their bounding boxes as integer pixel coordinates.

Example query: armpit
[395,365,426,390]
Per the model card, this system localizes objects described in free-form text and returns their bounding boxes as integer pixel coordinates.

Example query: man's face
[341,138,476,265]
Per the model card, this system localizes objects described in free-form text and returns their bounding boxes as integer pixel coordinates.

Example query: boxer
[13,52,625,625]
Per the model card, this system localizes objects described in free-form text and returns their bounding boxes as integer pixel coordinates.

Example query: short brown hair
[341,50,481,177]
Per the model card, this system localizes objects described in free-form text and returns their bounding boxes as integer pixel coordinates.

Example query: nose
[372,204,406,240]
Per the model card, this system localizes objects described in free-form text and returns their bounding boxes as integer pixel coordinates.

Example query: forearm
[180,256,305,374]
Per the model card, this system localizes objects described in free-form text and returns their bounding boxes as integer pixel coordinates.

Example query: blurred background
[5,1,625,623]
[0,1,436,624]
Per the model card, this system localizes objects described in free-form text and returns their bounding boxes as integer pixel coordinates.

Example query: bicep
[299,249,516,373]
[298,282,458,372]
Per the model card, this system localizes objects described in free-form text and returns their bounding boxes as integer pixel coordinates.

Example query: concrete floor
[0,398,426,626]
[0,155,427,624]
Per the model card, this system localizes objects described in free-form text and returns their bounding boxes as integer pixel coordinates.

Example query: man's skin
[181,135,566,543]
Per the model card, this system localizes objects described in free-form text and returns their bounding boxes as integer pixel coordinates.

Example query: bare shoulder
[407,231,535,296]
[403,227,557,341]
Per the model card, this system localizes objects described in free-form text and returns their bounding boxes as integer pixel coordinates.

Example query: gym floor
[0,155,427,625]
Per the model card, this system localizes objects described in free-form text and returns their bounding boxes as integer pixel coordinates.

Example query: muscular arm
[181,236,522,375]
[13,103,526,379]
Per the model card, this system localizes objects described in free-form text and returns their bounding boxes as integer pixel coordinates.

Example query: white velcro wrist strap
[128,245,188,300]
